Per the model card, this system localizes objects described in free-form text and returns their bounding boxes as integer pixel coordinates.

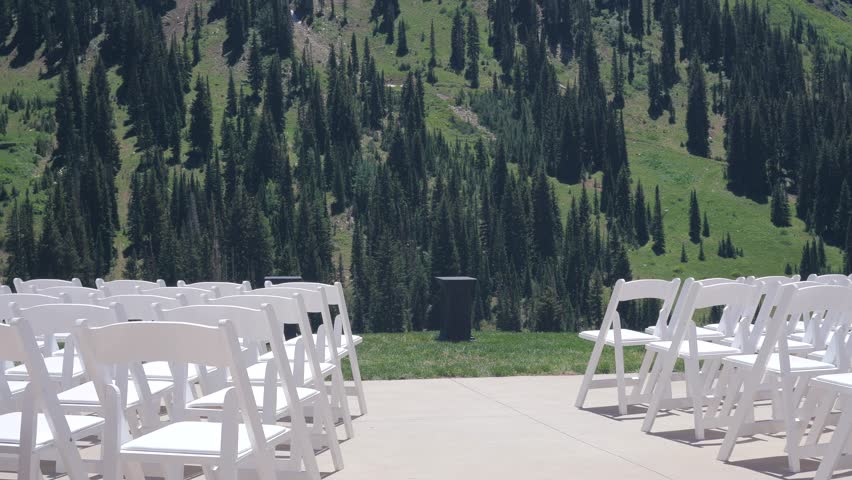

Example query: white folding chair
[179,281,252,297]
[0,318,110,480]
[138,286,210,304]
[13,278,82,293]
[0,286,9,295]
[641,281,763,439]
[575,278,681,415]
[96,279,165,297]
[76,319,315,480]
[159,302,343,470]
[651,277,746,339]
[715,284,851,469]
[5,303,126,389]
[211,293,353,442]
[0,294,62,323]
[35,286,102,304]
[256,284,367,415]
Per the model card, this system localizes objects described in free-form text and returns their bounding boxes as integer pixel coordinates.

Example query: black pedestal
[265,275,304,285]
[265,275,305,339]
[435,276,477,342]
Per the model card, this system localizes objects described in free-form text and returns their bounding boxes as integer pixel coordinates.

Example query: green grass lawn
[343,331,647,380]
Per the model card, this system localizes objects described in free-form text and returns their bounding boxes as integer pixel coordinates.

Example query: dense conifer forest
[0,0,851,332]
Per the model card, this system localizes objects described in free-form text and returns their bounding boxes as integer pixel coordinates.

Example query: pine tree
[698,239,706,261]
[652,185,666,254]
[247,34,264,100]
[396,19,408,56]
[659,0,678,88]
[647,57,664,119]
[189,76,214,162]
[226,69,239,118]
[688,190,701,243]
[702,211,710,237]
[192,3,203,65]
[264,55,285,133]
[466,13,480,88]
[771,182,791,227]
[686,58,710,157]
[680,243,688,262]
[450,10,466,72]
[611,49,624,109]
[629,0,644,40]
[427,21,438,84]
[627,48,635,84]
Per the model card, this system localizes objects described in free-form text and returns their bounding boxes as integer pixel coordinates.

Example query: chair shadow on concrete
[725,455,841,480]
[647,426,763,449]
[581,404,676,422]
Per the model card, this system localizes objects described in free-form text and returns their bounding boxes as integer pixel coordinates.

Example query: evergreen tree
[628,0,644,40]
[450,10,466,72]
[680,243,688,262]
[702,211,710,237]
[466,13,480,88]
[634,181,649,245]
[427,21,438,84]
[264,55,285,133]
[611,49,624,109]
[688,190,701,243]
[771,182,791,227]
[226,69,239,118]
[652,185,666,254]
[647,57,664,119]
[247,34,264,99]
[659,0,678,88]
[396,19,408,56]
[686,58,710,157]
[698,239,706,261]
[189,76,214,162]
[627,48,635,84]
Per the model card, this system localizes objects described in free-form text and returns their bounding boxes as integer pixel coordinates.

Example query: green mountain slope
[0,0,846,281]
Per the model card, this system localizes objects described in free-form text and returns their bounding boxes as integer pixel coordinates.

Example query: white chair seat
[0,412,104,448]
[58,380,173,408]
[188,386,319,414]
[5,356,85,381]
[645,325,725,341]
[285,333,362,348]
[718,336,814,354]
[143,361,217,382]
[811,373,852,391]
[242,361,335,385]
[121,421,288,457]
[808,349,828,361]
[648,340,740,359]
[7,381,28,397]
[579,329,660,346]
[724,353,837,373]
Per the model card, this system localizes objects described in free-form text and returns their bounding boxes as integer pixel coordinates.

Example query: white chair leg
[814,404,852,480]
[575,338,606,409]
[346,350,368,415]
[330,368,354,439]
[614,344,628,415]
[686,357,705,440]
[164,463,183,480]
[315,395,344,470]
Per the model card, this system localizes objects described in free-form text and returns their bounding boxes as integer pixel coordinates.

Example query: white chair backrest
[74,319,275,462]
[753,275,801,285]
[96,279,165,296]
[14,278,82,293]
[806,274,852,286]
[0,285,9,295]
[250,286,339,349]
[94,295,185,321]
[138,286,210,304]
[179,281,251,297]
[11,302,126,337]
[667,277,746,337]
[154,304,276,360]
[0,293,62,323]
[35,286,102,304]
[669,282,762,354]
[597,278,681,340]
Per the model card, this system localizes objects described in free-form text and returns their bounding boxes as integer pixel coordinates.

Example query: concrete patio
[6,375,847,479]
[320,375,844,480]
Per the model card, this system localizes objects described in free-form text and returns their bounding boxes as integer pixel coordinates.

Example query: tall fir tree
[686,58,710,157]
[396,19,408,56]
[652,185,666,254]
[450,9,466,72]
[466,13,480,88]
[688,190,701,243]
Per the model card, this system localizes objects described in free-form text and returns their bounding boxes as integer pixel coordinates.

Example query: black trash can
[434,276,477,342]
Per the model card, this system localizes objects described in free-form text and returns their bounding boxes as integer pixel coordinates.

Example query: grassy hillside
[0,0,847,283]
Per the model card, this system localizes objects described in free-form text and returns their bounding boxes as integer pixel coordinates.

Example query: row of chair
[0,277,367,479]
[576,272,852,480]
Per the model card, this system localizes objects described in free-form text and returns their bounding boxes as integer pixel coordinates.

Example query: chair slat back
[94,295,185,321]
[36,286,102,303]
[13,278,82,293]
[807,274,852,286]
[249,286,339,348]
[180,281,251,297]
[0,294,61,323]
[96,279,164,296]
[11,302,126,335]
[139,286,210,304]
